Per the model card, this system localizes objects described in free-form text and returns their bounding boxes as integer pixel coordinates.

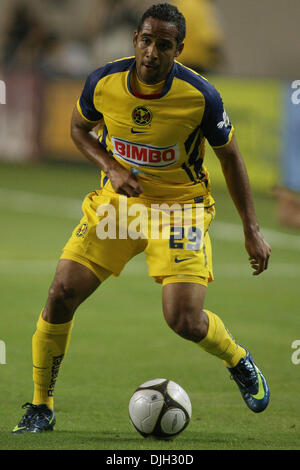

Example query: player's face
[133,17,184,84]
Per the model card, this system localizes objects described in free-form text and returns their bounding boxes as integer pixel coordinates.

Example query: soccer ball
[128,378,192,439]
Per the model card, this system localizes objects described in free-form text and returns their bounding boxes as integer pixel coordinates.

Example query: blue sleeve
[201,85,233,147]
[78,70,103,122]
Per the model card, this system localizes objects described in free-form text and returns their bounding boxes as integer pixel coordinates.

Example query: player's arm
[70,106,143,197]
[214,135,271,275]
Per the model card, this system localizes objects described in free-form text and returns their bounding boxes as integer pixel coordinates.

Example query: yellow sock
[32,311,73,410]
[197,309,246,368]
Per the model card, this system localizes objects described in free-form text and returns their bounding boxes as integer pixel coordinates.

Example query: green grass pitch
[0,162,299,450]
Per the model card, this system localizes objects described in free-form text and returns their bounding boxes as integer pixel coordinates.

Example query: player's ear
[133,30,138,47]
[175,42,184,57]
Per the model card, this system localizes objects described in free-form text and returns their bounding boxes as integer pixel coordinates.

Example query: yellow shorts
[61,188,215,286]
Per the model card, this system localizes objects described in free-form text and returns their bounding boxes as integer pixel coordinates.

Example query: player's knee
[49,280,76,301]
[43,280,78,323]
[47,279,78,315]
[164,304,208,342]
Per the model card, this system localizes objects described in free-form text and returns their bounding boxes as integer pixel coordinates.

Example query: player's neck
[131,69,165,99]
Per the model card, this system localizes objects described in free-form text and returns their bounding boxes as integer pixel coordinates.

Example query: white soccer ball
[128,378,192,439]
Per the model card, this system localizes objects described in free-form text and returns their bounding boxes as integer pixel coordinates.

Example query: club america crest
[132,105,152,126]
[76,222,88,238]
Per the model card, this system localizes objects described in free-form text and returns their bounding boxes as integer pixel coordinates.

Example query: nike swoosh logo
[174,257,192,263]
[131,128,146,134]
[250,366,265,400]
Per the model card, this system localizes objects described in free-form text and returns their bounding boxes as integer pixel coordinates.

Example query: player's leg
[162,280,246,366]
[13,259,110,434]
[13,189,146,433]
[162,279,270,412]
[146,198,269,412]
[32,258,106,406]
[43,258,102,323]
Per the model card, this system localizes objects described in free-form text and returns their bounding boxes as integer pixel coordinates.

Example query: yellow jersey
[77,57,234,202]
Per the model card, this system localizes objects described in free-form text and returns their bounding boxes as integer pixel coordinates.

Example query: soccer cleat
[227,350,270,413]
[12,403,56,434]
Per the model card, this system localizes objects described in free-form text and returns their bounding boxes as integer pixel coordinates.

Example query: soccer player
[13,3,270,433]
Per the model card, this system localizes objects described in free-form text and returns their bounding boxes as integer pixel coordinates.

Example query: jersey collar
[127,59,176,99]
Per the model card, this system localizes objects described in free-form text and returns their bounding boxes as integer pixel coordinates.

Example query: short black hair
[137,3,186,46]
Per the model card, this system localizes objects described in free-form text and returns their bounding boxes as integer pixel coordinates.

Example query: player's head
[133,3,186,84]
[137,3,186,46]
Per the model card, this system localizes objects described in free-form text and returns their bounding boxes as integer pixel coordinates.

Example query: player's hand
[107,159,143,197]
[244,229,271,276]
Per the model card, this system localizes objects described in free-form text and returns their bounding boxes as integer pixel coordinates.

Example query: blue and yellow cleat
[12,403,56,434]
[227,350,270,413]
